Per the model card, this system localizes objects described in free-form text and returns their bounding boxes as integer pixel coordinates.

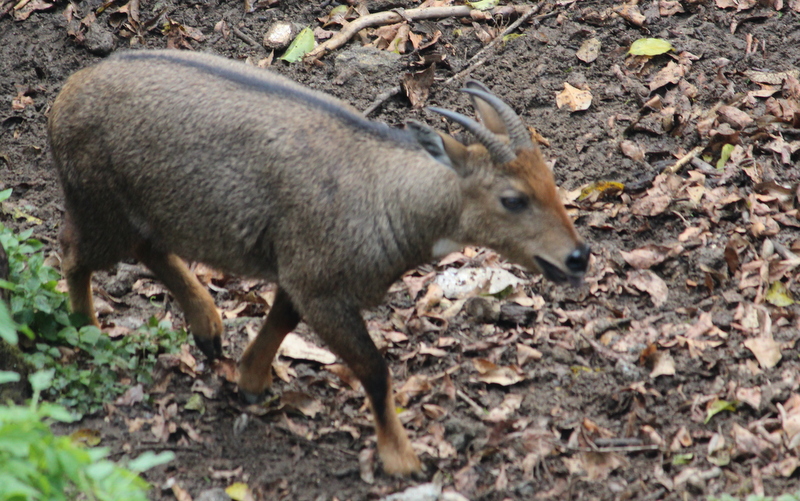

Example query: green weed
[0,215,189,416]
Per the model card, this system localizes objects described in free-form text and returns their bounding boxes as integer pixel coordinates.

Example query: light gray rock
[84,22,114,56]
[196,488,232,501]
[334,46,400,75]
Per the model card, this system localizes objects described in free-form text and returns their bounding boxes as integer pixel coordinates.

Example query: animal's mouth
[535,257,584,287]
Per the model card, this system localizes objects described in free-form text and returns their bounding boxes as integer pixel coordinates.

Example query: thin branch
[456,389,485,416]
[444,5,543,85]
[363,85,402,117]
[663,145,704,174]
[231,24,262,49]
[361,5,545,116]
[305,4,531,62]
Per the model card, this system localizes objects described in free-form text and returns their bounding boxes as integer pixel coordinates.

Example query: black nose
[566,243,590,274]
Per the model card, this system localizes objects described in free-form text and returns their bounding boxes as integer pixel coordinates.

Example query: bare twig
[306,4,531,62]
[456,389,485,416]
[444,5,542,85]
[361,5,544,116]
[579,333,630,363]
[363,85,402,117]
[231,24,261,49]
[567,443,661,453]
[663,145,704,174]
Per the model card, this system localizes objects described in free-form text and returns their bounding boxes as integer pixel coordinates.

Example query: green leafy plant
[25,318,188,416]
[0,220,190,416]
[0,367,174,501]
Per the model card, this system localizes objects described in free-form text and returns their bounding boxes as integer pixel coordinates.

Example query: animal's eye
[501,195,528,213]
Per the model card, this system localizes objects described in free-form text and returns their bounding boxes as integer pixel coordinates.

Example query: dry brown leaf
[716,0,757,9]
[419,342,448,358]
[565,451,627,481]
[422,403,448,420]
[735,386,762,410]
[743,335,782,369]
[398,374,432,401]
[403,272,434,299]
[744,69,800,85]
[659,1,685,16]
[472,359,525,386]
[454,463,478,496]
[631,193,672,216]
[650,61,685,91]
[748,84,780,99]
[132,279,167,298]
[576,38,601,63]
[402,64,436,109]
[780,394,800,447]
[670,426,692,451]
[762,457,800,478]
[626,270,668,307]
[11,91,34,111]
[115,384,144,406]
[280,391,323,418]
[649,351,676,378]
[615,3,645,26]
[212,358,239,383]
[619,140,645,162]
[732,423,775,458]
[271,358,295,383]
[171,482,193,501]
[516,343,543,366]
[277,333,336,365]
[556,83,592,112]
[485,394,523,422]
[13,0,53,21]
[717,105,754,129]
[416,282,443,314]
[620,243,684,269]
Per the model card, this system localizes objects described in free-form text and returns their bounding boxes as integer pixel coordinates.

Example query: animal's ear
[406,120,469,175]
[465,80,508,137]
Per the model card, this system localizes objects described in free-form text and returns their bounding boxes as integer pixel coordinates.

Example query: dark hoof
[239,389,268,405]
[195,335,223,360]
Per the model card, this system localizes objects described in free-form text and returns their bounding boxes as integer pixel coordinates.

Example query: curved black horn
[461,86,534,150]
[428,106,516,164]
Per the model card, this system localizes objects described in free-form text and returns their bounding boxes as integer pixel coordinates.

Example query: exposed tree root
[305,4,532,63]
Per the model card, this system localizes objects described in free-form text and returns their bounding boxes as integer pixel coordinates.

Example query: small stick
[663,145,704,174]
[231,25,261,49]
[444,5,541,85]
[361,5,544,116]
[568,444,661,453]
[363,85,402,117]
[456,389,485,416]
[305,4,531,62]
[579,332,629,363]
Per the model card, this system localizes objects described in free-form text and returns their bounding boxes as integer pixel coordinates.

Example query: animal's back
[49,50,459,296]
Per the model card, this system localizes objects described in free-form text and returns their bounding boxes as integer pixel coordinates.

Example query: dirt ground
[2,0,800,499]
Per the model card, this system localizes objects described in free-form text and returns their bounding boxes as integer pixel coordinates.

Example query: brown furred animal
[48,50,589,475]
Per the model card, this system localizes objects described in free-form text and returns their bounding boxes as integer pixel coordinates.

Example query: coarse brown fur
[48,50,588,476]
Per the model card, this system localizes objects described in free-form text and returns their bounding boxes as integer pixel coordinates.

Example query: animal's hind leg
[135,243,223,359]
[238,287,300,401]
[59,213,100,327]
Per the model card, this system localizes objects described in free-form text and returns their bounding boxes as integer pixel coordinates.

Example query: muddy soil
[2,0,800,500]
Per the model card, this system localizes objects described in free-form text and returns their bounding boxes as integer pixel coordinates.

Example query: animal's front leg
[302,297,422,476]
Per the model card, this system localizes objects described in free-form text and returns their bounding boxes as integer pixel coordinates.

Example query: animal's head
[408,80,590,286]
